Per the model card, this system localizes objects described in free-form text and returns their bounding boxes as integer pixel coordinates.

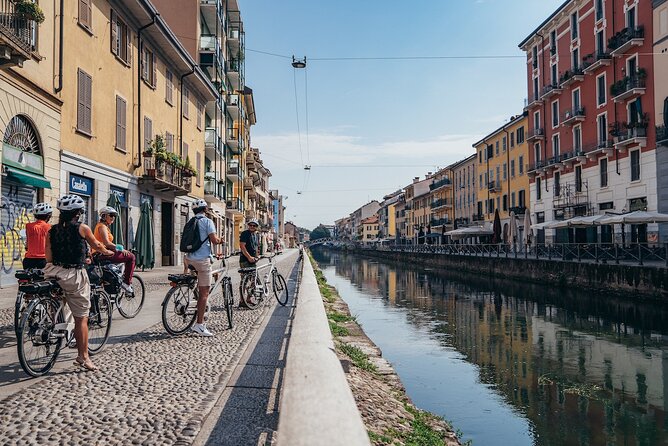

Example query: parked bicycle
[161,252,237,335]
[92,253,146,318]
[16,265,113,377]
[239,254,289,309]
[14,268,45,338]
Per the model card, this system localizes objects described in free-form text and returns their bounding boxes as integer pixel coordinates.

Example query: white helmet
[99,206,118,217]
[57,194,85,211]
[32,202,53,216]
[248,218,259,226]
[193,199,208,210]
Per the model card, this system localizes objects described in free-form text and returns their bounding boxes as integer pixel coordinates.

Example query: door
[161,201,173,266]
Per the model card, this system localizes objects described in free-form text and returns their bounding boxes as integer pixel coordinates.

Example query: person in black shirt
[239,219,260,307]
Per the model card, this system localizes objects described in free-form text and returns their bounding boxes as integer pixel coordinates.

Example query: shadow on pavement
[204,260,300,446]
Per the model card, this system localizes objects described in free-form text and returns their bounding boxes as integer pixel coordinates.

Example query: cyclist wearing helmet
[185,199,223,337]
[93,205,136,294]
[239,218,260,307]
[44,194,114,371]
[23,202,53,270]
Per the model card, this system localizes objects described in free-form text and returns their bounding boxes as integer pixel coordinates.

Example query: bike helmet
[193,198,208,209]
[98,206,118,217]
[248,218,259,226]
[32,202,53,216]
[57,194,85,211]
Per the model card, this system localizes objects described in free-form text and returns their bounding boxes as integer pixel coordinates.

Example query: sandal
[74,356,99,372]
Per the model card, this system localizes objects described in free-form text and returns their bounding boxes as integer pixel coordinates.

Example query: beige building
[428,167,453,238]
[359,215,379,246]
[655,0,668,225]
[404,175,432,244]
[451,154,478,226]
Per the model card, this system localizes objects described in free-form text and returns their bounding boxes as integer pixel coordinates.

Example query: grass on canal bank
[309,251,463,446]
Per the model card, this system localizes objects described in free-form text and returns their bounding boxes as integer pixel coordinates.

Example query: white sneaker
[121,282,134,295]
[191,323,213,337]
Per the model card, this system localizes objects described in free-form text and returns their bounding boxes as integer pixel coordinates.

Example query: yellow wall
[387,203,396,237]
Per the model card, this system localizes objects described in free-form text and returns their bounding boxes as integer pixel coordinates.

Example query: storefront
[68,173,94,227]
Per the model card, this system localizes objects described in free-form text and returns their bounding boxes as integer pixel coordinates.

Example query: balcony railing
[429,177,451,191]
[541,83,562,99]
[657,125,668,146]
[559,67,584,87]
[430,198,450,209]
[200,34,217,52]
[141,155,192,195]
[226,197,242,212]
[227,161,240,178]
[608,26,644,56]
[429,218,451,227]
[614,124,648,148]
[582,52,611,73]
[561,107,586,125]
[0,0,36,64]
[488,181,501,192]
[611,74,646,102]
[527,128,545,141]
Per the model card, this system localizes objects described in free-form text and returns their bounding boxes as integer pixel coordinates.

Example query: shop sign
[110,186,127,204]
[69,174,93,196]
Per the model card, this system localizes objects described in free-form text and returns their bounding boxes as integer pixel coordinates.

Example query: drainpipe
[537,32,549,193]
[54,0,64,93]
[612,0,620,176]
[179,70,195,157]
[136,15,159,169]
[504,127,512,213]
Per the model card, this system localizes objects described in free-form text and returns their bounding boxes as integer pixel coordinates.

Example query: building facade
[350,200,380,242]
[520,0,658,244]
[451,154,479,227]
[404,176,431,244]
[654,0,668,239]
[359,215,379,246]
[428,167,453,237]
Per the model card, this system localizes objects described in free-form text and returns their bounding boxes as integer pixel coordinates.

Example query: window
[115,96,126,151]
[77,69,92,135]
[479,151,482,163]
[534,111,540,131]
[536,178,542,200]
[575,165,582,191]
[596,0,604,21]
[626,6,636,28]
[519,155,524,174]
[597,74,606,106]
[573,126,582,151]
[197,100,203,130]
[502,136,507,152]
[572,47,579,70]
[534,143,541,162]
[532,46,538,69]
[496,166,500,181]
[596,30,605,54]
[597,114,607,144]
[550,30,557,55]
[503,163,507,180]
[552,101,559,127]
[182,140,188,161]
[503,195,508,211]
[600,158,608,187]
[552,134,560,157]
[495,141,499,156]
[78,0,92,31]
[195,147,201,186]
[511,159,516,177]
[517,127,525,144]
[479,174,482,188]
[631,150,640,181]
[183,88,190,119]
[110,11,131,65]
[166,70,174,105]
[141,46,156,87]
[533,77,539,101]
[554,172,561,196]
[511,192,516,207]
[551,63,557,85]
[166,132,174,152]
[143,117,152,150]
[572,88,581,110]
[510,132,515,147]
[571,12,578,39]
[519,190,526,207]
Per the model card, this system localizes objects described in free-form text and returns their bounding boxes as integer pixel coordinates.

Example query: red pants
[102,251,135,284]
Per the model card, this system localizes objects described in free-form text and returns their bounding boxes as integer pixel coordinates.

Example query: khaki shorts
[186,258,212,288]
[44,263,91,318]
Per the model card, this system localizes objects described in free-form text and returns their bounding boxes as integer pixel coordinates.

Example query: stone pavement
[0,250,301,445]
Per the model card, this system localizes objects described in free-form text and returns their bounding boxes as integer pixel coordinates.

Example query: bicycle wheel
[14,291,26,338]
[240,274,261,310]
[272,273,289,306]
[88,291,112,355]
[224,280,234,329]
[17,298,63,377]
[117,275,146,318]
[162,285,197,335]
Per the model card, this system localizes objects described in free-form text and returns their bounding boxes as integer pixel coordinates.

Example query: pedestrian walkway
[0,250,301,445]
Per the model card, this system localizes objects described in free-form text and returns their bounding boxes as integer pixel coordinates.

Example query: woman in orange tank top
[23,202,53,270]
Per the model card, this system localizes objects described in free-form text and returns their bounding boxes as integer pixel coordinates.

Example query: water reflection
[312,248,668,446]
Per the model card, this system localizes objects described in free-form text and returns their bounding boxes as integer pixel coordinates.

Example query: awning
[5,166,51,189]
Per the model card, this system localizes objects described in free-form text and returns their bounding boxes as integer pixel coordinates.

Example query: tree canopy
[310,225,331,240]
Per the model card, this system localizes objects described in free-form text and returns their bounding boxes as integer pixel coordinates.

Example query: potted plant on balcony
[13,0,45,24]
[182,156,195,177]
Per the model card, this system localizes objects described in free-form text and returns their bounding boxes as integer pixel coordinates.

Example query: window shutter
[79,0,91,28]
[116,96,122,148]
[85,73,92,133]
[144,117,152,150]
[166,132,173,152]
[86,0,92,28]
[165,71,172,104]
[197,101,202,129]
[125,27,132,64]
[183,88,189,118]
[77,69,92,134]
[182,139,188,160]
[77,70,85,131]
[151,52,157,87]
[195,150,201,186]
[110,10,118,55]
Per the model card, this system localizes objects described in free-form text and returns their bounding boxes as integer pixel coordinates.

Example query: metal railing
[657,125,668,146]
[0,0,35,54]
[429,177,451,191]
[608,26,644,52]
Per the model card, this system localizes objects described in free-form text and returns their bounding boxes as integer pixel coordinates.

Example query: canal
[311,247,668,446]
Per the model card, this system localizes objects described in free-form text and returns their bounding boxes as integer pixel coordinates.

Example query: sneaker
[121,282,134,295]
[191,323,213,337]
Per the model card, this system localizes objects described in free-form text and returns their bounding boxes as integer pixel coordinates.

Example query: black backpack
[180,216,206,253]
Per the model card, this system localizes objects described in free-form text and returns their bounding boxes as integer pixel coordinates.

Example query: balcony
[429,177,451,191]
[561,107,585,126]
[429,218,450,228]
[559,68,584,88]
[226,93,240,119]
[226,197,243,214]
[200,35,217,52]
[541,83,562,99]
[204,128,221,160]
[657,125,668,146]
[139,155,192,196]
[608,26,644,57]
[0,0,36,67]
[525,95,543,110]
[509,206,526,216]
[583,139,615,159]
[611,74,646,103]
[528,159,546,173]
[227,58,241,88]
[204,175,225,202]
[243,176,253,190]
[226,160,240,181]
[527,128,545,142]
[200,0,221,32]
[430,198,451,210]
[226,127,239,153]
[488,181,502,193]
[614,124,647,150]
[582,52,611,74]
[227,26,240,53]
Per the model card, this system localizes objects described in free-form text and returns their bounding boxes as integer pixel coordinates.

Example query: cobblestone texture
[0,257,298,445]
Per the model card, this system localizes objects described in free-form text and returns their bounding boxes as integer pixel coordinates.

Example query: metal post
[536,244,539,260]
[525,244,528,259]
[577,244,581,262]
[638,243,643,266]
[615,243,619,265]
[595,244,599,263]
[665,242,668,268]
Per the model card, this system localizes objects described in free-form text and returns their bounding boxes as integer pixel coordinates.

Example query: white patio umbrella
[523,211,533,245]
[567,215,607,227]
[619,210,668,224]
[509,211,518,246]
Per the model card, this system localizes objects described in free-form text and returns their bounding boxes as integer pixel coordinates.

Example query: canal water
[311,248,668,446]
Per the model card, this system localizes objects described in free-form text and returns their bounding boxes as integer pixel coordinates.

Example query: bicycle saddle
[168,274,197,284]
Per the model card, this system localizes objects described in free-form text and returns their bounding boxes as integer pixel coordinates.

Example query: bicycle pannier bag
[180,216,205,253]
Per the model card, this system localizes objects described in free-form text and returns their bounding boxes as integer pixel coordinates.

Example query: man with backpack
[181,199,222,337]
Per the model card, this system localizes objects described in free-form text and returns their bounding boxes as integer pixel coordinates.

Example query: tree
[310,224,331,240]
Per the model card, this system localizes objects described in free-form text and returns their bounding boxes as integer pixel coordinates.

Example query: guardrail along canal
[311,247,668,446]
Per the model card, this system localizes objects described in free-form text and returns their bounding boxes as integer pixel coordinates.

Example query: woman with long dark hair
[44,195,113,371]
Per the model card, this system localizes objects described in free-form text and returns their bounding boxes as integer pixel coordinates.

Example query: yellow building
[59,0,216,266]
[473,113,529,242]
[428,166,453,236]
[359,215,379,246]
[404,175,432,244]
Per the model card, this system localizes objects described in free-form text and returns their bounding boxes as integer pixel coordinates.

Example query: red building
[519,0,657,244]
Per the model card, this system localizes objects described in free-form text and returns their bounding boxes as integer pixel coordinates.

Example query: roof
[518,0,572,49]
[361,215,379,224]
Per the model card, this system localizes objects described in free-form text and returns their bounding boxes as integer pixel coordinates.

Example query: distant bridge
[304,237,336,247]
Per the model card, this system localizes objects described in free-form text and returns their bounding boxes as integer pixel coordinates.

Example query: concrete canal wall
[352,249,668,300]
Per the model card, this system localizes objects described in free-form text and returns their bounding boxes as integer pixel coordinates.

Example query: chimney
[413,177,419,183]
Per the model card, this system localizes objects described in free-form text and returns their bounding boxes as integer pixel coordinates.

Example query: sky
[240,0,565,230]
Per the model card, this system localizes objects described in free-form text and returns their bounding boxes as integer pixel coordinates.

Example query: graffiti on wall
[0,184,35,277]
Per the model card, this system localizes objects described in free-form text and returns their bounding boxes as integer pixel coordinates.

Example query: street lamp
[292,56,306,69]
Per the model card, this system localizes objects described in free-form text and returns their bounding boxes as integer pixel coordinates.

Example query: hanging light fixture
[292,56,306,69]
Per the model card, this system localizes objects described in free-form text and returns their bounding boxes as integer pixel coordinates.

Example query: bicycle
[161,252,237,335]
[239,254,289,309]
[92,253,146,318]
[14,268,45,338]
[16,266,113,377]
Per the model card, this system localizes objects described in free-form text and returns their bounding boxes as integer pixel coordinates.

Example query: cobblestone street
[0,250,300,445]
